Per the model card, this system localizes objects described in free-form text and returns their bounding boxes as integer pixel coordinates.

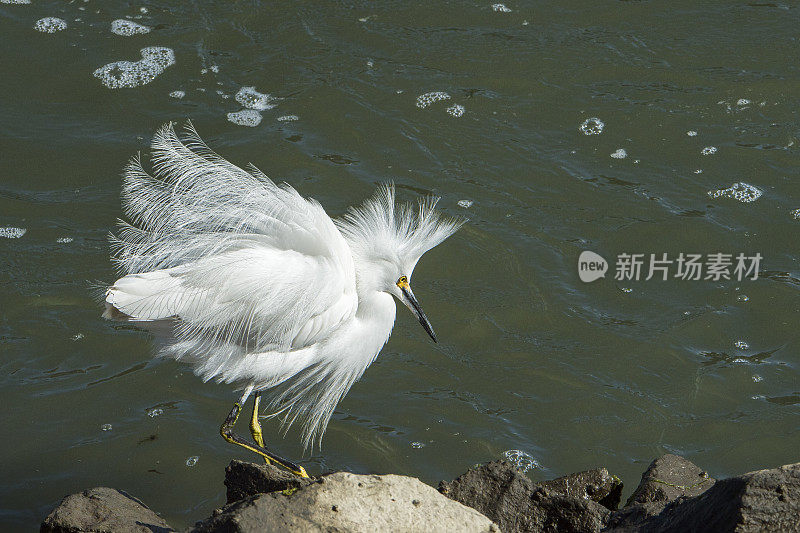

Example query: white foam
[277,115,299,121]
[416,91,450,108]
[146,407,163,418]
[446,103,465,117]
[56,236,73,243]
[227,109,262,127]
[737,98,751,106]
[492,3,512,12]
[235,86,276,110]
[791,208,800,220]
[0,227,26,238]
[610,148,627,159]
[93,46,175,89]
[169,90,185,99]
[185,456,199,466]
[734,340,749,349]
[503,449,538,472]
[410,441,425,448]
[701,146,717,155]
[579,117,604,135]
[1,0,31,4]
[687,130,698,137]
[707,182,762,203]
[34,17,67,33]
[457,199,473,208]
[110,19,151,36]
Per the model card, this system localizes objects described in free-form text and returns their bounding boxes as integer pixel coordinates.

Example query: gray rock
[225,460,315,504]
[438,461,611,532]
[40,487,174,533]
[625,454,715,507]
[538,468,623,510]
[193,471,498,533]
[610,462,800,532]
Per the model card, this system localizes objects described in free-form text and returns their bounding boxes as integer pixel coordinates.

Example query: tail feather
[104,269,188,321]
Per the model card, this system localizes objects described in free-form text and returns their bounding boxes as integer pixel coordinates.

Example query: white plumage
[105,122,463,449]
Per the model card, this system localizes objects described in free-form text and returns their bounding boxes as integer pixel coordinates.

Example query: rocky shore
[41,454,799,532]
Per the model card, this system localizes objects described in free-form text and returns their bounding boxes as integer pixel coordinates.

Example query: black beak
[400,284,437,343]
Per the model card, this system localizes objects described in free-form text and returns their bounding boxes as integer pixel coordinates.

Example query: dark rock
[224,460,315,503]
[40,487,174,533]
[625,454,715,507]
[539,468,623,510]
[609,462,800,532]
[438,460,611,532]
[194,472,497,532]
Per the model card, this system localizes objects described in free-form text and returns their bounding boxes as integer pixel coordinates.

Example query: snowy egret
[103,123,463,477]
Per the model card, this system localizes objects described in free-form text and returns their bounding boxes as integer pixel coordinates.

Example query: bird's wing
[109,122,357,354]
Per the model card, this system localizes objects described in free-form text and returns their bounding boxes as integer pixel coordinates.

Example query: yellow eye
[396,275,408,287]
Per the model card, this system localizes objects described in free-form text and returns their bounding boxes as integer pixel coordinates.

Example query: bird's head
[337,184,464,342]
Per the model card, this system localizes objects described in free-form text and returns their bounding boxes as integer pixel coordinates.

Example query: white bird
[103,122,463,477]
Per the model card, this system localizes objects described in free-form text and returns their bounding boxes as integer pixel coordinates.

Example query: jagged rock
[539,468,623,510]
[193,471,498,532]
[609,454,715,528]
[625,454,715,507]
[438,461,611,532]
[224,460,315,504]
[40,487,174,533]
[609,462,800,532]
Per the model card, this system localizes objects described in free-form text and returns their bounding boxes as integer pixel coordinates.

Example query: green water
[1,0,799,529]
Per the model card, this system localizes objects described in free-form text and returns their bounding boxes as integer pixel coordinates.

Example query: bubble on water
[235,86,276,110]
[751,394,765,400]
[56,236,74,243]
[0,227,26,238]
[140,7,148,13]
[737,294,749,302]
[736,98,751,106]
[1,0,32,4]
[210,65,219,73]
[732,358,749,364]
[734,340,749,350]
[701,146,717,155]
[169,90,185,99]
[687,130,698,137]
[227,109,262,127]
[752,374,763,383]
[446,104,465,117]
[457,199,474,208]
[579,117,604,135]
[277,115,299,121]
[503,449,539,473]
[185,456,199,467]
[416,91,450,108]
[694,169,703,174]
[620,287,632,293]
[146,407,164,418]
[93,46,176,89]
[492,3,512,12]
[791,209,800,220]
[34,17,67,33]
[72,333,84,341]
[410,441,425,449]
[110,19,150,36]
[610,148,627,159]
[101,423,112,431]
[707,182,762,203]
